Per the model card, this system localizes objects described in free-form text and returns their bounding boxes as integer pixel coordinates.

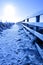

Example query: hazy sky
[0,0,43,22]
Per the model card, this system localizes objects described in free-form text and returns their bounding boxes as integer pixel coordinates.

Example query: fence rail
[22,22,43,41]
[22,22,43,28]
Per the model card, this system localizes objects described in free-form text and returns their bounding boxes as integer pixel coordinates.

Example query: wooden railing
[21,11,43,59]
[22,22,43,41]
[21,11,43,42]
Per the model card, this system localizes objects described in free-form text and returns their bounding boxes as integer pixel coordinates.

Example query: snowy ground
[0,23,43,65]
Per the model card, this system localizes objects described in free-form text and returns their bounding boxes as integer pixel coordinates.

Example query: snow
[29,10,43,18]
[0,23,43,65]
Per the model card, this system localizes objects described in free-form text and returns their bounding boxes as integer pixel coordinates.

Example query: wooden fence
[21,11,43,59]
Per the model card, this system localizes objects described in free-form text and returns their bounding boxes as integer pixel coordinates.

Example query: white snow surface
[0,23,43,65]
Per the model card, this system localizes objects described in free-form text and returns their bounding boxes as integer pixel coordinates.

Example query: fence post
[27,18,29,22]
[36,15,40,22]
[23,20,25,22]
[36,15,40,31]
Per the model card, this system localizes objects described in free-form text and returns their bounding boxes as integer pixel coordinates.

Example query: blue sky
[0,0,43,22]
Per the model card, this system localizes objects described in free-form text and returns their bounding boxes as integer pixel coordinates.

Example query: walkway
[0,23,43,65]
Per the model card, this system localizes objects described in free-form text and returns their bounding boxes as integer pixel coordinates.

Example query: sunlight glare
[3,5,16,22]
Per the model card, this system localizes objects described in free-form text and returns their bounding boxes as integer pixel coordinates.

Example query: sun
[3,5,16,22]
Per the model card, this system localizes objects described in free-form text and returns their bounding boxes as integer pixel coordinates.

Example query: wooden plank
[23,25,43,41]
[22,22,43,28]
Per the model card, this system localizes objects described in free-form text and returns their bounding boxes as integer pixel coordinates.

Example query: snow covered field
[0,23,43,65]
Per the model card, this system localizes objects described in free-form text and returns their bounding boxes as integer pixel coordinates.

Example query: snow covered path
[0,23,43,65]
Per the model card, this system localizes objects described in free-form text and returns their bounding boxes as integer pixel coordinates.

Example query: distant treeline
[0,22,14,32]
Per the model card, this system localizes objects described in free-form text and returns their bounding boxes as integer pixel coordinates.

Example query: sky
[0,0,43,22]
